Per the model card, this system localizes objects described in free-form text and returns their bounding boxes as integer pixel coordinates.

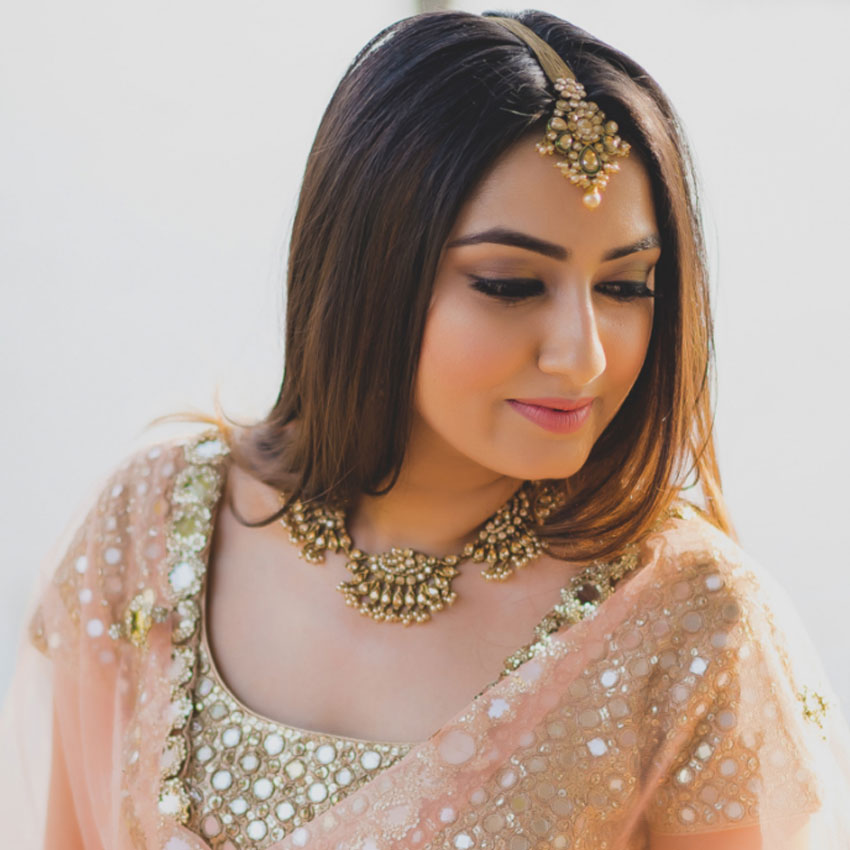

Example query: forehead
[450,135,658,251]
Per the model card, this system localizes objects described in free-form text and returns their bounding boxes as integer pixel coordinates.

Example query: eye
[595,281,656,302]
[469,276,545,303]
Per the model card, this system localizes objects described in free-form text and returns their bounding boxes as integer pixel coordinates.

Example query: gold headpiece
[489,16,631,208]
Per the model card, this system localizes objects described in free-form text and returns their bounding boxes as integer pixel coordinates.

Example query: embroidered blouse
[177,431,641,848]
[5,427,850,850]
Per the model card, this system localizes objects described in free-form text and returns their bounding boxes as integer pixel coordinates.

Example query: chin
[484,445,593,483]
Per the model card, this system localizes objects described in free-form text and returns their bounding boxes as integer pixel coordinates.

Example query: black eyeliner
[469,275,656,303]
[468,275,544,300]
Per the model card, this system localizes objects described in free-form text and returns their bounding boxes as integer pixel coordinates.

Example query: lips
[510,397,595,411]
[506,398,594,434]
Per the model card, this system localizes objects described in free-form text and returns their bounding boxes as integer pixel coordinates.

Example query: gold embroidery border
[156,430,230,824]
[493,502,700,687]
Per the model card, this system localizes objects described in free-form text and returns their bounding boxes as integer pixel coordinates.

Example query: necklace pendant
[337,548,460,625]
[277,480,565,625]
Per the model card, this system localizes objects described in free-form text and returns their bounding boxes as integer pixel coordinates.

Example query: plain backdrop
[2,1,848,715]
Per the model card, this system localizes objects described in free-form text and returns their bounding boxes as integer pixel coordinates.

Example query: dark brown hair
[169,9,732,562]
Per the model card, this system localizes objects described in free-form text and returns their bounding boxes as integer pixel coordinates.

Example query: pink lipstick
[507,397,594,434]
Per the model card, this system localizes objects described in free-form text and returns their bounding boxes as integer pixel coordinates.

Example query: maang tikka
[489,16,631,208]
[278,481,566,626]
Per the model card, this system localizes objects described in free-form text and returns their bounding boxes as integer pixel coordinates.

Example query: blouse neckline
[192,429,644,750]
[156,428,655,833]
[198,567,421,749]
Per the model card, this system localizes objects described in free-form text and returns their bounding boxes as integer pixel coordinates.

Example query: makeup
[507,398,594,434]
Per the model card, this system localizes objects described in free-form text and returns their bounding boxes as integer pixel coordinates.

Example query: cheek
[600,306,654,399]
[415,298,525,401]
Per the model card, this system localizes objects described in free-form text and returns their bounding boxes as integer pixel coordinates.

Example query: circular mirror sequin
[230,798,248,815]
[211,770,233,791]
[308,782,328,803]
[264,733,284,756]
[247,820,268,841]
[276,802,295,822]
[253,778,274,800]
[222,727,241,748]
[360,751,381,770]
[195,745,214,764]
[240,752,259,772]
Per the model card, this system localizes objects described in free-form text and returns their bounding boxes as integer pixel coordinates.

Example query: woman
[3,8,849,849]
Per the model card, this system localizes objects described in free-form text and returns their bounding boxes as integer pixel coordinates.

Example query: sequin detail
[185,643,411,847]
[419,548,822,849]
[154,429,415,842]
[158,428,647,844]
[499,544,640,677]
[27,428,830,848]
[156,428,820,847]
[798,685,830,739]
[157,432,228,824]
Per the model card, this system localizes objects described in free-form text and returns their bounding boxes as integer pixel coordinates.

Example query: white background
[2,0,848,715]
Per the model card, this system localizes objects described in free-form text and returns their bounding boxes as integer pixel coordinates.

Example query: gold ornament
[340,549,461,625]
[536,77,631,209]
[108,588,169,650]
[278,480,565,625]
[488,16,631,208]
[462,481,563,580]
[798,685,830,740]
[278,496,351,563]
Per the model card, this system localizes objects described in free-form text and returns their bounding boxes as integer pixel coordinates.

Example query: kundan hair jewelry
[490,16,631,208]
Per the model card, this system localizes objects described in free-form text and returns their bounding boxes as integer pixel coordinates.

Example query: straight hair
[163,9,732,563]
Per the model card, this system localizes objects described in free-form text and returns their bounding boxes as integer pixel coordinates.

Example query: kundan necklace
[277,480,566,625]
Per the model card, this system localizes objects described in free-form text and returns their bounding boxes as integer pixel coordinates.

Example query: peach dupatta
[2,427,850,850]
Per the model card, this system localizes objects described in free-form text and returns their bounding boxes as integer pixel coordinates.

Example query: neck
[346,420,523,557]
[348,473,523,557]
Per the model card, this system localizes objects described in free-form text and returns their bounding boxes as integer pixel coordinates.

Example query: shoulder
[635,502,833,736]
[635,508,834,833]
[639,502,768,623]
[73,426,230,579]
[30,426,232,656]
[103,426,232,607]
[633,503,821,689]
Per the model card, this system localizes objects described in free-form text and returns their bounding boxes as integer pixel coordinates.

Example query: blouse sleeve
[0,440,183,849]
[643,517,850,848]
[0,462,103,849]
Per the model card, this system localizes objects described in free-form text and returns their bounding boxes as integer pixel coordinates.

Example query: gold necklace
[277,480,565,625]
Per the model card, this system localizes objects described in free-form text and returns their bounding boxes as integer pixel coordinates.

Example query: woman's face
[413,135,661,482]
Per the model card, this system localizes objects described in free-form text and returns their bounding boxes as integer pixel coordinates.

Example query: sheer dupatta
[262,518,850,850]
[2,428,850,850]
[1,436,201,850]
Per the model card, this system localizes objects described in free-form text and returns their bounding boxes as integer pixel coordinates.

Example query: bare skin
[206,464,581,743]
[206,140,661,744]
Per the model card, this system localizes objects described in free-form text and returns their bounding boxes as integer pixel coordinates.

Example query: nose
[537,288,606,387]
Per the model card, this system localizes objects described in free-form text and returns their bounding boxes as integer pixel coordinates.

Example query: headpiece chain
[488,15,631,208]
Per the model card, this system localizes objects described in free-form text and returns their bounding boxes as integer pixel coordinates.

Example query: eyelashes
[469,276,657,305]
[597,281,657,301]
[470,277,545,301]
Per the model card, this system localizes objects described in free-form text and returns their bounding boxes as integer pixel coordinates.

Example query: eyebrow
[446,227,568,260]
[445,227,661,262]
[602,234,662,261]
